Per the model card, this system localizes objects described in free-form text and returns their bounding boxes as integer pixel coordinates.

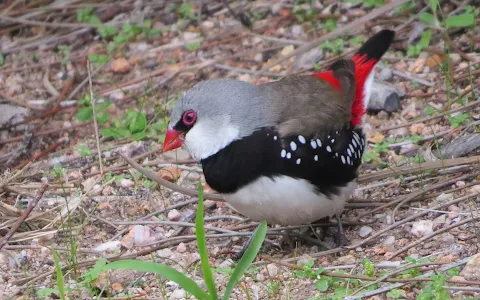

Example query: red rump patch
[311,53,378,126]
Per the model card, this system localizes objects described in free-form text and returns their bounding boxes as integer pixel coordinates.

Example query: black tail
[355,29,395,61]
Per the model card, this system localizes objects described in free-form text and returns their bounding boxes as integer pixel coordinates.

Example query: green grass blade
[51,249,66,300]
[196,182,218,299]
[102,260,210,300]
[222,221,267,300]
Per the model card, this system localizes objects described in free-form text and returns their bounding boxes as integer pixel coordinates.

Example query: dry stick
[117,152,223,201]
[357,155,480,184]
[387,215,480,260]
[0,184,48,250]
[357,171,477,218]
[347,192,478,250]
[260,0,410,72]
[378,85,477,132]
[87,60,104,174]
[0,14,124,28]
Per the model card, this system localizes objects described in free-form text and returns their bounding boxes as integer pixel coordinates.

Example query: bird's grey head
[163,79,273,160]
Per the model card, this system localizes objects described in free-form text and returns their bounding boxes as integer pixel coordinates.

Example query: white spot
[341,156,346,164]
[274,136,277,140]
[328,135,331,139]
[362,138,366,146]
[326,146,332,152]
[347,156,351,164]
[286,152,291,159]
[352,139,357,147]
[316,139,322,147]
[336,131,339,134]
[349,144,354,153]
[310,140,317,149]
[290,141,297,151]
[298,135,306,144]
[331,139,335,143]
[347,148,351,156]
[335,153,338,157]
[296,158,301,165]
[314,155,318,161]
[358,150,362,157]
[281,149,286,158]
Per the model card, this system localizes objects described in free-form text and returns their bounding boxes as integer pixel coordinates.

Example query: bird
[162,30,395,247]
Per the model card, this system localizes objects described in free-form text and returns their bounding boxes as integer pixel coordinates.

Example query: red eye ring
[182,110,197,126]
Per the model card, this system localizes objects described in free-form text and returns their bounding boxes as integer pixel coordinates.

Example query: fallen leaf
[157,166,181,182]
[111,58,131,73]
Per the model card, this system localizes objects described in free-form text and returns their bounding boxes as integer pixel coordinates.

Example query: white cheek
[184,121,240,160]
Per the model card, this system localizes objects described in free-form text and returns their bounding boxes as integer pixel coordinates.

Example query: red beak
[163,128,184,152]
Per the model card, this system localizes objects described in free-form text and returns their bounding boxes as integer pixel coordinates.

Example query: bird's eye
[182,110,197,126]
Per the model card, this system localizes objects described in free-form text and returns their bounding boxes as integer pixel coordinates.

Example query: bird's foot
[334,213,350,247]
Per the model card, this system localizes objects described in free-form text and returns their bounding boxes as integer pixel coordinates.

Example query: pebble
[383,235,395,246]
[219,259,234,268]
[94,241,122,252]
[291,24,304,38]
[157,249,173,258]
[460,254,480,280]
[176,242,187,253]
[436,193,453,202]
[448,205,460,219]
[111,58,131,73]
[170,288,186,299]
[359,226,373,238]
[168,209,181,221]
[120,178,134,188]
[266,263,278,277]
[131,225,151,245]
[379,68,393,81]
[411,220,434,237]
[456,181,466,187]
[449,53,461,64]
[256,273,265,282]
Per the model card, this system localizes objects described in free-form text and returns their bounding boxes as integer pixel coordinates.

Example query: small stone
[384,235,395,246]
[411,220,434,237]
[448,205,460,219]
[460,254,480,280]
[379,68,393,81]
[291,25,304,38]
[359,226,373,238]
[389,127,409,138]
[168,209,181,221]
[433,214,446,225]
[130,225,151,245]
[102,186,114,196]
[219,259,234,268]
[94,241,122,252]
[111,282,123,292]
[120,178,134,188]
[200,20,215,30]
[256,273,265,282]
[443,233,455,245]
[170,288,186,299]
[436,193,453,202]
[183,31,200,41]
[266,263,278,277]
[456,181,466,187]
[157,248,173,258]
[176,242,187,253]
[449,53,461,64]
[409,123,425,135]
[111,58,131,73]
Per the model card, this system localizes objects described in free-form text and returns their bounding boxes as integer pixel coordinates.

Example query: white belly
[223,175,357,226]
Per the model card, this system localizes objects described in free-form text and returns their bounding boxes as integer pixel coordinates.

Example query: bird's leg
[334,213,350,246]
[233,233,255,261]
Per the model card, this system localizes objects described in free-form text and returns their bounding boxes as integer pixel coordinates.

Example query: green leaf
[129,113,147,133]
[82,258,108,283]
[185,41,202,52]
[195,183,218,299]
[101,128,130,139]
[315,278,329,292]
[96,112,109,124]
[419,30,432,48]
[98,26,117,38]
[444,14,475,28]
[223,221,267,300]
[0,53,4,66]
[419,12,436,25]
[101,260,209,300]
[132,131,148,141]
[36,288,59,297]
[76,107,93,121]
[51,250,66,300]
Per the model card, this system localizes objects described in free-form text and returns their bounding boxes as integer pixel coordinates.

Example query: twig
[387,215,480,260]
[87,60,104,174]
[0,14,124,29]
[347,192,479,250]
[357,171,477,218]
[0,184,48,250]
[377,66,434,87]
[357,155,480,184]
[118,152,223,201]
[0,122,91,145]
[378,85,478,132]
[260,0,410,71]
